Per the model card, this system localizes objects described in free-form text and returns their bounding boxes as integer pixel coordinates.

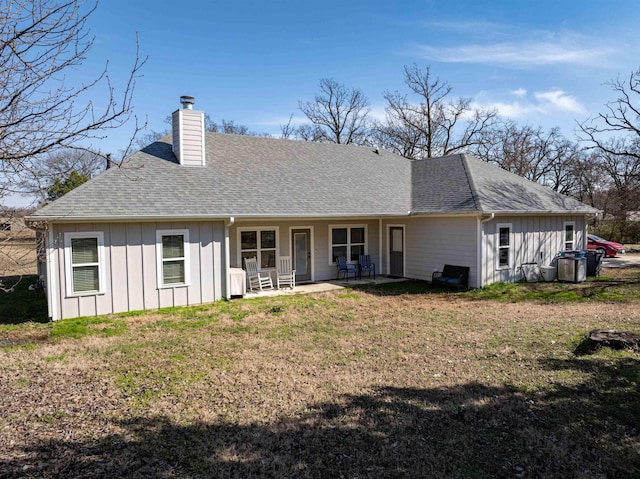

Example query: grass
[1,266,640,477]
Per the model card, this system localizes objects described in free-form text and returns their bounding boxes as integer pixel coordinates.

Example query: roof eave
[410,209,601,216]
[25,211,414,224]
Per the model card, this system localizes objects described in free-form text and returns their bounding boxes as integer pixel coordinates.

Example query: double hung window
[497,224,511,269]
[564,222,575,250]
[65,232,104,295]
[157,230,190,287]
[330,226,366,263]
[240,228,277,269]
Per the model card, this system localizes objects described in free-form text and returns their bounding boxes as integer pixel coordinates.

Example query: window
[64,232,104,295]
[239,228,277,269]
[497,224,511,269]
[156,230,190,287]
[329,225,366,264]
[564,222,575,250]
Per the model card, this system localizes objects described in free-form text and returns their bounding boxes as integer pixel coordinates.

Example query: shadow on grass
[5,357,640,478]
[353,279,456,296]
[0,275,48,324]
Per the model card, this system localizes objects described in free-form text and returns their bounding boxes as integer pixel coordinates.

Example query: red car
[587,234,626,257]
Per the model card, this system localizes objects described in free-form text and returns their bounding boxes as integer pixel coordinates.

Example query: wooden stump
[575,329,640,355]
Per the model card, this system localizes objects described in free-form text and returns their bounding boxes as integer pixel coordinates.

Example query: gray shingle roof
[411,154,598,214]
[28,135,598,221]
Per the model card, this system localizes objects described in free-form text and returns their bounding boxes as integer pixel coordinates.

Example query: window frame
[237,226,279,270]
[564,221,575,251]
[328,224,367,265]
[64,231,105,296]
[156,229,190,288]
[496,223,512,270]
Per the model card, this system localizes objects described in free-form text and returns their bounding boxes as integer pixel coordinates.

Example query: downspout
[378,218,383,275]
[224,217,234,300]
[477,213,495,288]
[47,227,58,321]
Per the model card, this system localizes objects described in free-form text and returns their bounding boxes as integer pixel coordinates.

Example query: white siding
[382,216,479,287]
[480,215,587,286]
[171,109,206,167]
[229,219,381,281]
[50,221,224,320]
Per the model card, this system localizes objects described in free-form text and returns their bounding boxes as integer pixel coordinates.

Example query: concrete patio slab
[240,276,408,300]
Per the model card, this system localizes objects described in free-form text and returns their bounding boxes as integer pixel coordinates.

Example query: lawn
[1,267,639,478]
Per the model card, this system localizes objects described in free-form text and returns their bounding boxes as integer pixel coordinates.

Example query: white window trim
[236,226,279,269]
[328,224,368,265]
[564,221,576,251]
[156,229,190,288]
[496,223,512,271]
[64,231,105,297]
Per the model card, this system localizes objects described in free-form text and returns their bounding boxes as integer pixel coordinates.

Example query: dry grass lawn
[1,266,640,478]
[0,231,37,277]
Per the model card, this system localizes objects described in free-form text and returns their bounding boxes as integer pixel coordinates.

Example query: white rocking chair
[276,256,296,289]
[244,257,273,291]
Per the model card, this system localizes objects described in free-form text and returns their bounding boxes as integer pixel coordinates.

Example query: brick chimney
[172,95,206,167]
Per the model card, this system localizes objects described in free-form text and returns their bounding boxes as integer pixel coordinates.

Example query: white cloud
[472,89,586,119]
[408,26,618,69]
[414,40,613,68]
[511,88,527,97]
[534,90,585,114]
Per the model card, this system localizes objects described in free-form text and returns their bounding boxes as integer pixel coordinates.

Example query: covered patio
[241,275,408,299]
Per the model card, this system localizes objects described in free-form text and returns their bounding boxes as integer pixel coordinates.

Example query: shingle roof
[29,134,412,220]
[410,153,597,215]
[28,135,598,221]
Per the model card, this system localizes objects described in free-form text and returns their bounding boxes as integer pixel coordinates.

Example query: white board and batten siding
[480,215,587,286]
[171,108,206,167]
[397,216,479,287]
[49,221,224,320]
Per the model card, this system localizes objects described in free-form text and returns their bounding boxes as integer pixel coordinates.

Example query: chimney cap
[180,95,195,109]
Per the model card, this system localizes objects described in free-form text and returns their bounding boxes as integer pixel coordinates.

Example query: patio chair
[336,256,357,281]
[276,256,296,289]
[358,254,376,279]
[244,257,273,291]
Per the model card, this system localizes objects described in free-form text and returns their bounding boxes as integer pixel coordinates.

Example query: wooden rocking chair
[244,257,273,291]
[276,256,296,289]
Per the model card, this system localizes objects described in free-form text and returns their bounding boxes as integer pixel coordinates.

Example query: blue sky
[81,0,639,146]
[9,0,640,206]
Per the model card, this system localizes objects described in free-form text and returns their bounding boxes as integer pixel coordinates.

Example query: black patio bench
[432,264,470,290]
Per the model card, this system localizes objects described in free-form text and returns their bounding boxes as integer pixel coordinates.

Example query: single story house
[26,97,599,320]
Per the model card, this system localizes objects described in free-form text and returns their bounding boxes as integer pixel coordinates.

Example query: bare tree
[0,0,145,284]
[0,0,146,199]
[579,68,640,162]
[17,149,104,203]
[578,68,640,240]
[376,64,497,159]
[280,114,296,139]
[136,114,269,149]
[473,121,584,194]
[298,78,370,144]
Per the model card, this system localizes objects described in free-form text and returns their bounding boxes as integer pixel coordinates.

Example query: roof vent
[180,95,195,109]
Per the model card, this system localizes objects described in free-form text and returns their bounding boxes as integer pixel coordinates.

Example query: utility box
[557,257,587,283]
[540,266,557,282]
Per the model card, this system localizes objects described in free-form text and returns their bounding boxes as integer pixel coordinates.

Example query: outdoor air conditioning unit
[557,257,587,283]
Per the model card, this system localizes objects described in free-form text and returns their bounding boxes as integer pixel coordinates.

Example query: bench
[432,264,470,290]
